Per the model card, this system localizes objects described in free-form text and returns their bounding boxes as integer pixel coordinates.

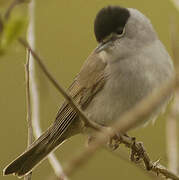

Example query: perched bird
[3,5,175,177]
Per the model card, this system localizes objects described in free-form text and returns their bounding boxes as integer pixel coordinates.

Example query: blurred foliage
[0,15,27,55]
[0,0,28,56]
[0,0,9,7]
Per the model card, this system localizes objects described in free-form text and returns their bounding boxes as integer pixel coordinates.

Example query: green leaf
[1,15,27,49]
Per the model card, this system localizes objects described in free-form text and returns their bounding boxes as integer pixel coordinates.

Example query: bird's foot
[107,132,125,151]
[130,138,144,163]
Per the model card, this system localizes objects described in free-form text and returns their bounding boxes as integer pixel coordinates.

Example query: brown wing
[50,50,107,140]
[3,51,107,177]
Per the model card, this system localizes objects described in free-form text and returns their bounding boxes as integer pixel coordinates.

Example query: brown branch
[119,135,179,180]
[24,49,34,180]
[18,38,103,132]
[4,1,33,180]
[18,37,179,179]
[62,78,178,179]
[25,49,34,149]
[110,149,163,180]
[26,1,68,178]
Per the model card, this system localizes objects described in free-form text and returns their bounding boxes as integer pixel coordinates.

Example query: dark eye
[116,27,124,35]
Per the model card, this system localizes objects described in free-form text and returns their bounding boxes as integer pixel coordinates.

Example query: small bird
[3,5,175,177]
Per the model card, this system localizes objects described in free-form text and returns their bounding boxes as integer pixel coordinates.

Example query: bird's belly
[84,60,173,129]
[84,75,150,126]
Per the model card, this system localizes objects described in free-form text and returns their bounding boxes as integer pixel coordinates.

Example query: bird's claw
[107,133,122,151]
[130,139,144,163]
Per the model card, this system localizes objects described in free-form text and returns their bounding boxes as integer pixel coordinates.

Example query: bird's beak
[95,40,113,53]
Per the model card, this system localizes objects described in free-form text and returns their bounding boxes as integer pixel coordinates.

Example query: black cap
[94,6,130,42]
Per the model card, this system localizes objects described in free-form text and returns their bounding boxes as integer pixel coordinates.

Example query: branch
[18,38,103,132]
[26,1,68,179]
[118,135,179,180]
[24,49,33,180]
[63,79,178,179]
[4,1,34,180]
[109,149,163,180]
[18,36,179,179]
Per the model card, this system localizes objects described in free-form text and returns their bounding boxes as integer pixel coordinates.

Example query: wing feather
[50,51,107,141]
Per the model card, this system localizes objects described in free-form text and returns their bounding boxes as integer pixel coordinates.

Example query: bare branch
[110,149,163,180]
[18,36,179,179]
[24,49,33,180]
[63,79,178,179]
[26,1,68,179]
[18,38,103,132]
[25,49,34,149]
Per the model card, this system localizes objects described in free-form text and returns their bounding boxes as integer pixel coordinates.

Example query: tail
[3,118,77,177]
[3,125,66,177]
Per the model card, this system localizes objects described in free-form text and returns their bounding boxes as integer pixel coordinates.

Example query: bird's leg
[130,139,144,164]
[107,136,120,150]
[107,132,127,151]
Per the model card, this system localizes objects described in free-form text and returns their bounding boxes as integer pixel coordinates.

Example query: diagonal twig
[24,49,33,180]
[62,78,178,179]
[18,36,179,180]
[109,149,163,180]
[25,1,68,179]
[4,0,69,179]
[18,38,103,132]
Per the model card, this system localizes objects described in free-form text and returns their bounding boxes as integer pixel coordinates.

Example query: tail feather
[3,102,80,177]
[3,126,65,177]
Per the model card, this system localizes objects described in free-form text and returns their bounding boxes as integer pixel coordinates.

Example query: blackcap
[3,5,175,177]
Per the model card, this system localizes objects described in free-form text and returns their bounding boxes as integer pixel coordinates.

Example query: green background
[0,0,179,180]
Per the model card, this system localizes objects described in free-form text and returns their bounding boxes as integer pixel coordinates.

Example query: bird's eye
[116,27,125,37]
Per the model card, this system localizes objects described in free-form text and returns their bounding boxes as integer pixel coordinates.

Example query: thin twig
[26,1,68,179]
[62,79,178,179]
[4,0,68,178]
[24,49,33,180]
[119,135,179,180]
[110,149,163,180]
[26,49,34,151]
[18,38,103,131]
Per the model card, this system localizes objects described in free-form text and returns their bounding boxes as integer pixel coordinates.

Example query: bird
[3,5,175,177]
